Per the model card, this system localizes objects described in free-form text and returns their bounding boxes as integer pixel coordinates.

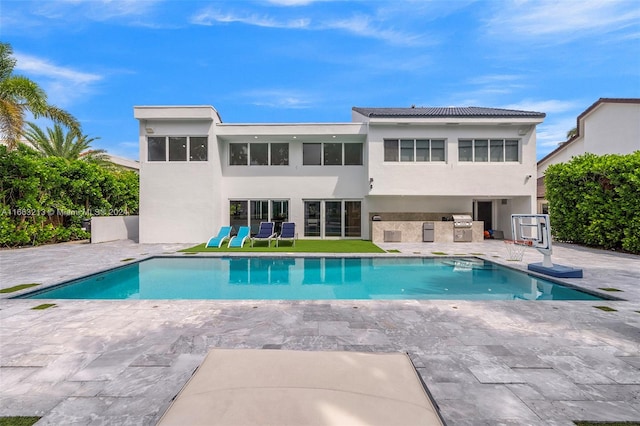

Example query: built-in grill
[452,214,473,242]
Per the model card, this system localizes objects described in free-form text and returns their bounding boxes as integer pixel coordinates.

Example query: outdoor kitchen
[370,213,485,243]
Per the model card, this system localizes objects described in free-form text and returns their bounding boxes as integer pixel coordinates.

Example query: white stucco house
[537,98,640,213]
[134,105,545,244]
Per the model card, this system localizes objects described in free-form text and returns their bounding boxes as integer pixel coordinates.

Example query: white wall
[583,102,640,155]
[91,216,139,243]
[367,124,537,198]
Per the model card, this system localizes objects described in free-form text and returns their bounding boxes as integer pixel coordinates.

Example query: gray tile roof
[352,106,546,118]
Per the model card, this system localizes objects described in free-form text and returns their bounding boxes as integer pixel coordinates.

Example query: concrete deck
[1,239,639,425]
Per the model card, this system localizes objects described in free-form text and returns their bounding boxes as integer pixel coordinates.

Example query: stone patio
[1,239,639,425]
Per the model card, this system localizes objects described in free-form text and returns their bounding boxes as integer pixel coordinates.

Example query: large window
[383,139,446,162]
[303,143,363,166]
[230,199,289,235]
[147,136,208,162]
[230,143,289,166]
[459,139,519,162]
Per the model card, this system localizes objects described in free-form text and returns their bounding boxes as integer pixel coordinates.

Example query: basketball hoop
[504,240,529,261]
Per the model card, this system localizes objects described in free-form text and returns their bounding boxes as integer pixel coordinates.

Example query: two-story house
[134,105,544,244]
[537,98,640,213]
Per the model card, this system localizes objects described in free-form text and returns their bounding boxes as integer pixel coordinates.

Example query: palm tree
[566,127,578,139]
[0,42,81,150]
[22,122,108,163]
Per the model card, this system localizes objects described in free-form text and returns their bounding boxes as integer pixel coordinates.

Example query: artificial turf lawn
[0,284,40,293]
[0,417,41,426]
[180,239,385,253]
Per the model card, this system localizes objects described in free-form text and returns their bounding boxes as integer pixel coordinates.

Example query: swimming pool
[17,256,605,301]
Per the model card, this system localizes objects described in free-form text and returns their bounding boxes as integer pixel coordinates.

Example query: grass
[431,251,448,255]
[386,249,401,253]
[0,417,41,426]
[593,306,618,312]
[121,258,135,262]
[0,284,40,294]
[598,287,623,292]
[31,303,56,310]
[180,240,385,253]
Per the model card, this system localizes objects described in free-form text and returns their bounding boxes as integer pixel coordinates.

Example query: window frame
[384,138,447,163]
[147,136,208,162]
[303,142,363,166]
[458,138,520,163]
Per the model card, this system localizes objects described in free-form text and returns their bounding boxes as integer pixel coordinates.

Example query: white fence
[90,216,139,243]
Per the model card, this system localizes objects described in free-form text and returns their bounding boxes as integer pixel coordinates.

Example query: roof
[537,97,640,165]
[352,106,546,118]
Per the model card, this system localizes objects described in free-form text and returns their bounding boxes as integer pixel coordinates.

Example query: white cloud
[38,0,163,21]
[14,53,102,107]
[322,14,426,46]
[191,8,310,29]
[486,0,640,40]
[502,99,582,115]
[240,89,315,109]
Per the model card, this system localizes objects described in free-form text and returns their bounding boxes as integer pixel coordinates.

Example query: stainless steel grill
[452,214,473,242]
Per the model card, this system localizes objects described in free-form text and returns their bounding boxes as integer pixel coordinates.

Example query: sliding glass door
[304,200,361,238]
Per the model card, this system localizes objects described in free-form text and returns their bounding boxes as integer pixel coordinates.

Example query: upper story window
[229,142,289,166]
[148,136,208,162]
[383,139,445,162]
[458,139,519,162]
[302,143,363,166]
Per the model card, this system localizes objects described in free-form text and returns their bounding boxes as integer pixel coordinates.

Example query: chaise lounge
[228,226,250,248]
[251,222,276,247]
[205,226,232,248]
[276,222,296,247]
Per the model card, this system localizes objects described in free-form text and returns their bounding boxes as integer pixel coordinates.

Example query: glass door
[271,200,289,234]
[344,201,361,237]
[325,201,342,237]
[250,200,268,235]
[304,201,321,237]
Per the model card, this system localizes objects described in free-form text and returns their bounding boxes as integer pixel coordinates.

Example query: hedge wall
[0,145,139,247]
[544,151,640,253]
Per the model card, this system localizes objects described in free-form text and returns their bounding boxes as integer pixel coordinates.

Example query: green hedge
[0,146,139,247]
[545,151,640,253]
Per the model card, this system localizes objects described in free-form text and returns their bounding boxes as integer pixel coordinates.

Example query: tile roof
[352,106,546,118]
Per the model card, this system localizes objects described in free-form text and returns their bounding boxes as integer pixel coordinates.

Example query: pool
[16,256,605,301]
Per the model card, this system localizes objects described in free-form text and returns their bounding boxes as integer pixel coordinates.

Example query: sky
[1,0,639,161]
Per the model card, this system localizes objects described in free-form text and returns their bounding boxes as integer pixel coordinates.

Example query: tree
[22,122,108,163]
[0,42,81,150]
[566,127,578,139]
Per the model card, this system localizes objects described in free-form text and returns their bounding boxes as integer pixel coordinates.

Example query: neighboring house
[537,98,640,213]
[107,154,139,172]
[134,105,545,244]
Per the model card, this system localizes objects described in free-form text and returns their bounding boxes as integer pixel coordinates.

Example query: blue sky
[2,0,639,160]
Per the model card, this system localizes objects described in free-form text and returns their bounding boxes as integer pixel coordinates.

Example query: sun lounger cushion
[157,349,445,426]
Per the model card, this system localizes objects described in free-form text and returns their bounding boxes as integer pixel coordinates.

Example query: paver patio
[1,239,639,425]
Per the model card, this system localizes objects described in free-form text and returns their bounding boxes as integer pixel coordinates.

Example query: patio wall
[91,216,139,243]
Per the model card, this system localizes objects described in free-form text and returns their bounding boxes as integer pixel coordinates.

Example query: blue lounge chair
[228,226,250,248]
[276,222,296,247]
[251,222,276,247]
[206,226,232,248]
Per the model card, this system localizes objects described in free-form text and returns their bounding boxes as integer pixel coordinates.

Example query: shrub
[545,151,640,253]
[0,146,139,247]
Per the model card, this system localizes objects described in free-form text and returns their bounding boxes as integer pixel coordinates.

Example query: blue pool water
[17,257,604,301]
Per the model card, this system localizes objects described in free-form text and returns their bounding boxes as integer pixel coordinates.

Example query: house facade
[537,98,640,213]
[134,105,544,244]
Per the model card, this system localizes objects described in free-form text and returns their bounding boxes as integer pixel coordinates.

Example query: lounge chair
[251,222,276,247]
[205,226,232,248]
[228,226,250,248]
[276,222,296,247]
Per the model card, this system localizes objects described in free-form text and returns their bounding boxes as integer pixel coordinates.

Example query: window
[303,143,322,165]
[400,139,414,162]
[148,136,208,162]
[505,140,519,162]
[271,143,289,165]
[384,139,446,162]
[148,137,166,161]
[324,143,342,165]
[458,139,520,162]
[169,137,187,161]
[344,143,363,165]
[384,140,398,161]
[190,137,208,161]
[230,143,248,165]
[250,143,268,165]
[303,143,363,166]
